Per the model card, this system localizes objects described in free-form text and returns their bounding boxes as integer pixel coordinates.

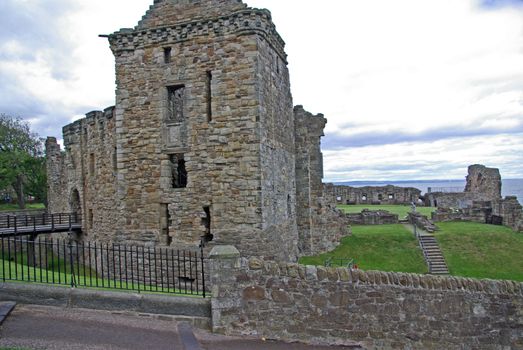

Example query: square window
[167,85,185,122]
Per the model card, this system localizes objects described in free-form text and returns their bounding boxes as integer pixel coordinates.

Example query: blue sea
[333,178,523,204]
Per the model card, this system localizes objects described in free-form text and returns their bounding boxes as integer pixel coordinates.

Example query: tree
[0,114,46,209]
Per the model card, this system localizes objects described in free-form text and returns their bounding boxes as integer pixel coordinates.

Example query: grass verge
[435,221,523,281]
[0,258,205,297]
[337,204,434,219]
[0,203,46,212]
[299,224,427,274]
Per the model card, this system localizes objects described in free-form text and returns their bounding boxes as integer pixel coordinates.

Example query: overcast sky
[1,0,522,181]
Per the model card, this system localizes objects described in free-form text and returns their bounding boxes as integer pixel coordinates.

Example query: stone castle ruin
[427,164,523,232]
[45,0,348,261]
[324,183,422,205]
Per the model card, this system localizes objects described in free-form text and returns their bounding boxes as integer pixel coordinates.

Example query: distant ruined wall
[426,164,523,232]
[294,106,348,256]
[325,184,421,206]
[465,164,502,200]
[210,246,523,349]
[492,196,523,232]
[346,210,399,225]
[427,164,502,208]
[424,192,484,208]
[431,201,493,224]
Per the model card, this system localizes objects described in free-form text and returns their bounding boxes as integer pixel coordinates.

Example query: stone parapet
[210,245,523,348]
[110,8,287,62]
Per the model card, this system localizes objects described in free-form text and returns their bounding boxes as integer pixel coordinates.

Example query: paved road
[0,304,361,349]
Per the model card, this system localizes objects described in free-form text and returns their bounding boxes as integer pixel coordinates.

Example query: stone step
[417,233,449,276]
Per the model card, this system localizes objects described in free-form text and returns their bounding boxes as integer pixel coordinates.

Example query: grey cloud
[478,0,523,9]
[0,0,79,77]
[0,0,85,137]
[323,117,523,150]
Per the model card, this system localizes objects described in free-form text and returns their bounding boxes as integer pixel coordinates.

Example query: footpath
[0,303,359,350]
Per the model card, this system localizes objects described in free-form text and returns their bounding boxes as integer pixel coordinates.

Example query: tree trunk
[13,175,25,209]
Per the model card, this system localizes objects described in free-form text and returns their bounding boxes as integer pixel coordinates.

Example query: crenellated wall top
[62,106,115,142]
[107,8,287,62]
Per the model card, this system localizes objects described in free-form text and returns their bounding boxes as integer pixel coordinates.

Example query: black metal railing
[0,213,82,235]
[0,236,206,297]
[427,187,463,193]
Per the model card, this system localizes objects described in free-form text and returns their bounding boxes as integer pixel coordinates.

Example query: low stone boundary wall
[346,210,398,225]
[210,246,523,349]
[408,211,438,232]
[0,283,211,329]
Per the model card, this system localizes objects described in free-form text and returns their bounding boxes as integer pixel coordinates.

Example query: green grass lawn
[0,203,46,212]
[337,204,434,219]
[435,221,523,281]
[299,224,428,274]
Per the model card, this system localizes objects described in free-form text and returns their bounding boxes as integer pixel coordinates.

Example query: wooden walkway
[0,213,82,237]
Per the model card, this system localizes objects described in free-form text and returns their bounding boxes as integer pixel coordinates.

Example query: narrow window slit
[206,71,212,122]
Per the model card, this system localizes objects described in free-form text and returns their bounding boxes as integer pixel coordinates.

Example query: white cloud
[1,0,522,180]
[323,133,523,181]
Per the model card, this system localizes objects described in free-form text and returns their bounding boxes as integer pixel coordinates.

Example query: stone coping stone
[0,283,210,318]
[0,301,16,325]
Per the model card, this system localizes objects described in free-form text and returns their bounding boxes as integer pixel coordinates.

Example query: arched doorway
[69,189,81,220]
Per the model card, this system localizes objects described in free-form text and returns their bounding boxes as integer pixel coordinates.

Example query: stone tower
[109,0,297,260]
[464,164,502,200]
[46,0,348,261]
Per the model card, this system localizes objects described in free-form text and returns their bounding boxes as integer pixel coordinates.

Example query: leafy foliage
[0,114,46,208]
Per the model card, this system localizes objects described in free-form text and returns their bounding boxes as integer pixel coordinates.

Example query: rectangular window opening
[113,147,117,172]
[89,153,95,175]
[206,71,212,122]
[201,205,213,243]
[88,209,93,229]
[167,85,185,122]
[170,154,187,188]
[160,204,172,246]
[164,47,171,63]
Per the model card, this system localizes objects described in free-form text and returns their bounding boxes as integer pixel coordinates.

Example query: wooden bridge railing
[0,213,82,234]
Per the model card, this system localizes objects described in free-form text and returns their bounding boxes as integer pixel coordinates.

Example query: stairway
[418,234,449,275]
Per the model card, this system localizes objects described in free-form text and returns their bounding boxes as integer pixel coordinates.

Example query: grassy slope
[436,221,523,281]
[0,203,46,212]
[299,224,428,274]
[337,204,434,219]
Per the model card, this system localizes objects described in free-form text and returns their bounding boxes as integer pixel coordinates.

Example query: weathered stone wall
[465,164,502,200]
[426,164,502,208]
[408,211,438,233]
[325,184,421,206]
[294,106,348,255]
[346,210,398,225]
[431,201,493,224]
[210,246,523,349]
[492,196,523,232]
[425,165,523,232]
[424,191,483,208]
[46,107,118,241]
